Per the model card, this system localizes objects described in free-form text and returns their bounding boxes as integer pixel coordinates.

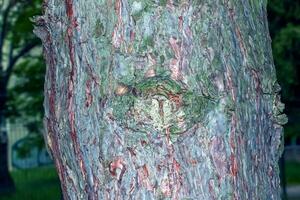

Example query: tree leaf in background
[10,1,43,46]
[7,56,45,120]
[273,24,300,99]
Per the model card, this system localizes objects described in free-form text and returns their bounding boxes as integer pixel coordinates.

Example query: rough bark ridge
[34,0,286,199]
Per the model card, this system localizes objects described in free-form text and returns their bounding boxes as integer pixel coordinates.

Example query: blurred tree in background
[268,0,300,142]
[0,0,43,193]
[4,0,44,133]
[268,0,300,100]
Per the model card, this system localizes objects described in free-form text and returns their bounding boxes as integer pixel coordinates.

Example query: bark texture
[34,0,286,199]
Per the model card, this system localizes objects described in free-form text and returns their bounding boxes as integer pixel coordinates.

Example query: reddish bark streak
[209,179,217,200]
[127,147,137,156]
[169,37,181,59]
[130,30,135,42]
[225,63,236,102]
[158,99,164,121]
[223,26,240,193]
[189,159,198,166]
[138,164,154,191]
[168,93,182,110]
[92,173,100,199]
[173,159,181,172]
[169,37,183,81]
[65,0,74,18]
[64,0,91,196]
[129,179,135,194]
[230,114,237,149]
[109,157,125,176]
[235,26,247,60]
[178,16,183,31]
[230,154,238,176]
[162,128,182,199]
[42,28,70,198]
[141,140,147,146]
[109,157,126,184]
[112,0,124,48]
[46,121,68,199]
[210,136,227,177]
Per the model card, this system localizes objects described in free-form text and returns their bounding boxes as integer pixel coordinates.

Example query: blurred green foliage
[268,0,300,100]
[0,0,45,157]
[268,0,300,140]
[3,0,44,134]
[5,0,42,46]
[7,57,45,129]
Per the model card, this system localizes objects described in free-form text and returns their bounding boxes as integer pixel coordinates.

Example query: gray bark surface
[34,0,286,199]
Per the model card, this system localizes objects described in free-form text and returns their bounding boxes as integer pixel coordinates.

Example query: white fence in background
[6,120,53,170]
[284,145,300,162]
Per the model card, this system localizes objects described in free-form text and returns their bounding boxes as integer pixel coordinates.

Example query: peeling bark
[35,0,286,199]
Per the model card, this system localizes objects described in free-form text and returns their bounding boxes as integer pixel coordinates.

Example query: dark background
[0,0,299,199]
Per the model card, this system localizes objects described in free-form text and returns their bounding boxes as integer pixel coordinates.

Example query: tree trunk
[0,129,15,194]
[34,0,286,199]
[0,83,15,193]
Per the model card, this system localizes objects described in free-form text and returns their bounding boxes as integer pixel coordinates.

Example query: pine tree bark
[35,0,287,199]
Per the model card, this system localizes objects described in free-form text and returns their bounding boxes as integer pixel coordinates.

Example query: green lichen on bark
[94,19,105,38]
[135,76,183,96]
[111,76,215,138]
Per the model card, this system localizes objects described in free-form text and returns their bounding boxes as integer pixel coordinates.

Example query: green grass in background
[0,167,61,200]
